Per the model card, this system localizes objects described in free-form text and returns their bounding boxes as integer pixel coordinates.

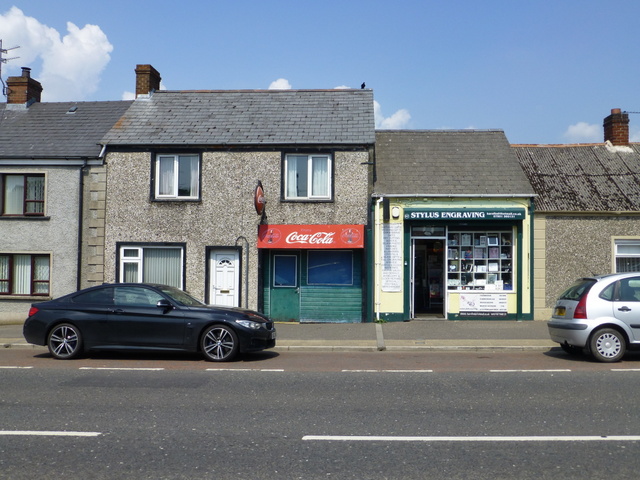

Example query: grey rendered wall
[103,150,370,309]
[543,215,640,308]
[0,166,80,322]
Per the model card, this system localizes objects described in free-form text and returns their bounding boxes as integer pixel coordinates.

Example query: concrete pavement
[1,320,556,352]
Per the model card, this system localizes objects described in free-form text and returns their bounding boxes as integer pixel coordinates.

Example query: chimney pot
[21,67,31,78]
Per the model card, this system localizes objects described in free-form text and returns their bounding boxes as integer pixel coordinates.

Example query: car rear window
[558,279,596,301]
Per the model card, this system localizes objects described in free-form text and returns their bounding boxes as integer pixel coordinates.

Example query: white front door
[209,250,240,307]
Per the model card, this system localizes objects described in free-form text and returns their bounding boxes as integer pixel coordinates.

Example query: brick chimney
[135,64,161,98]
[603,108,629,146]
[6,67,43,105]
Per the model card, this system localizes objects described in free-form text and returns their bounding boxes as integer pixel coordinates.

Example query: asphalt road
[2,350,640,479]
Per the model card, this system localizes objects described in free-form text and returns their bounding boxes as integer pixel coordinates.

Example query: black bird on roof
[361,82,366,89]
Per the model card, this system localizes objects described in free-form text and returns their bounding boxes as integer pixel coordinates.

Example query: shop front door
[269,252,300,322]
[412,238,445,317]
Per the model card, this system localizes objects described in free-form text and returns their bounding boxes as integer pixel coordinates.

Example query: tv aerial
[0,39,21,97]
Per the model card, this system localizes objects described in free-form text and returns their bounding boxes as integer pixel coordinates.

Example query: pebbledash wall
[101,149,370,315]
[533,214,640,320]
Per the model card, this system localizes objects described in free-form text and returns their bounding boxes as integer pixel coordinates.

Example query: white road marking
[303,435,640,442]
[0,366,33,369]
[206,368,285,372]
[0,430,101,437]
[78,367,164,371]
[490,369,571,373]
[611,369,640,372]
[342,370,434,373]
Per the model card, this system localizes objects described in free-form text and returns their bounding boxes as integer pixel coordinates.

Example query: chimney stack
[603,108,629,146]
[135,64,161,98]
[6,67,43,105]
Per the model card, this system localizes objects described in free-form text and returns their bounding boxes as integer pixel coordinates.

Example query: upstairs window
[284,154,332,200]
[155,154,200,200]
[1,174,45,216]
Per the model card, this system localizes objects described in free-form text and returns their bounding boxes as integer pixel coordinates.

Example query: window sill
[0,216,50,221]
[281,198,334,203]
[152,198,201,203]
[0,295,52,301]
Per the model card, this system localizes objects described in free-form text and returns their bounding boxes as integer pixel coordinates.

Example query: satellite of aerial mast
[0,39,21,97]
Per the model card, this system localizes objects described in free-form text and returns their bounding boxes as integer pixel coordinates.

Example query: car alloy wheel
[48,323,82,360]
[201,325,239,362]
[590,328,625,363]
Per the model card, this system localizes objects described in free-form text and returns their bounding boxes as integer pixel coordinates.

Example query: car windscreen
[558,279,596,301]
[156,285,205,307]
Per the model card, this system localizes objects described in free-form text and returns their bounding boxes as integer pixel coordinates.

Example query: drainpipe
[235,236,249,309]
[77,160,88,291]
[374,196,383,322]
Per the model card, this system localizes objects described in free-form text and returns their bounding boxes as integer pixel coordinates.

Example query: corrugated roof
[0,101,133,158]
[374,130,535,196]
[513,143,640,211]
[101,89,375,146]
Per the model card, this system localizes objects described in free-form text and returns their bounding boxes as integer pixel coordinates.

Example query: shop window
[1,174,45,216]
[119,245,183,288]
[308,250,353,285]
[615,240,640,273]
[0,254,50,295]
[283,154,332,200]
[446,231,513,291]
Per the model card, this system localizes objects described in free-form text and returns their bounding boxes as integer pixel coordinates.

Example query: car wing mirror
[156,299,174,310]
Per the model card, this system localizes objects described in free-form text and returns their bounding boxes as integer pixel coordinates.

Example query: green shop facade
[371,197,534,321]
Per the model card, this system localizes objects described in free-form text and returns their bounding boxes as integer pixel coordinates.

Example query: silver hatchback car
[548,273,640,362]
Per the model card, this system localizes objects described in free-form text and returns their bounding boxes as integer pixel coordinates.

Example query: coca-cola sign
[258,224,364,249]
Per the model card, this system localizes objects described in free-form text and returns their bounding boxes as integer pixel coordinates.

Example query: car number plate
[554,306,566,316]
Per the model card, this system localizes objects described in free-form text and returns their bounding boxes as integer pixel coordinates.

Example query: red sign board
[254,182,265,215]
[258,224,364,249]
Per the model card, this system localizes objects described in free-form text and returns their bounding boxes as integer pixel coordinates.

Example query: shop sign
[404,208,525,221]
[254,181,266,215]
[258,224,364,249]
[459,293,508,317]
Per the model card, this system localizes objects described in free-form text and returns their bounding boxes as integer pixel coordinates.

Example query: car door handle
[112,309,125,314]
[618,306,632,312]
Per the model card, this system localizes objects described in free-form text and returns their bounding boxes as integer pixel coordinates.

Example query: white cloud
[0,6,112,101]
[374,100,411,129]
[630,129,640,143]
[268,78,292,90]
[563,121,601,143]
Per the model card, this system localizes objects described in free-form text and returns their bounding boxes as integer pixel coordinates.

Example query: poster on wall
[382,223,402,292]
[460,293,508,317]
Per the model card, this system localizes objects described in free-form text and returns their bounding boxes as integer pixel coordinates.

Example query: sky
[1,0,639,144]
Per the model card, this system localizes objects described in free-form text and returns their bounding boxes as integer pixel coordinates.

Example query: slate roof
[374,130,535,196]
[101,89,375,146]
[0,101,133,158]
[513,143,640,212]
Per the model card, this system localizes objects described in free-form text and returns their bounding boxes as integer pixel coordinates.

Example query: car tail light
[573,295,588,319]
[28,307,39,317]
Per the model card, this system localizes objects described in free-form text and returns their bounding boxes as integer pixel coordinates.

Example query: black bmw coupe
[23,283,276,362]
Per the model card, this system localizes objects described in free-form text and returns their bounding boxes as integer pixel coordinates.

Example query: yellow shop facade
[371,131,536,321]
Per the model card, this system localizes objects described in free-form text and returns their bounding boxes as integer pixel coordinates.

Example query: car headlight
[235,319,264,330]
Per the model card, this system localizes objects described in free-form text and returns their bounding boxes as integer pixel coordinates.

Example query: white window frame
[284,154,332,200]
[154,154,200,200]
[614,239,640,273]
[119,246,184,289]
